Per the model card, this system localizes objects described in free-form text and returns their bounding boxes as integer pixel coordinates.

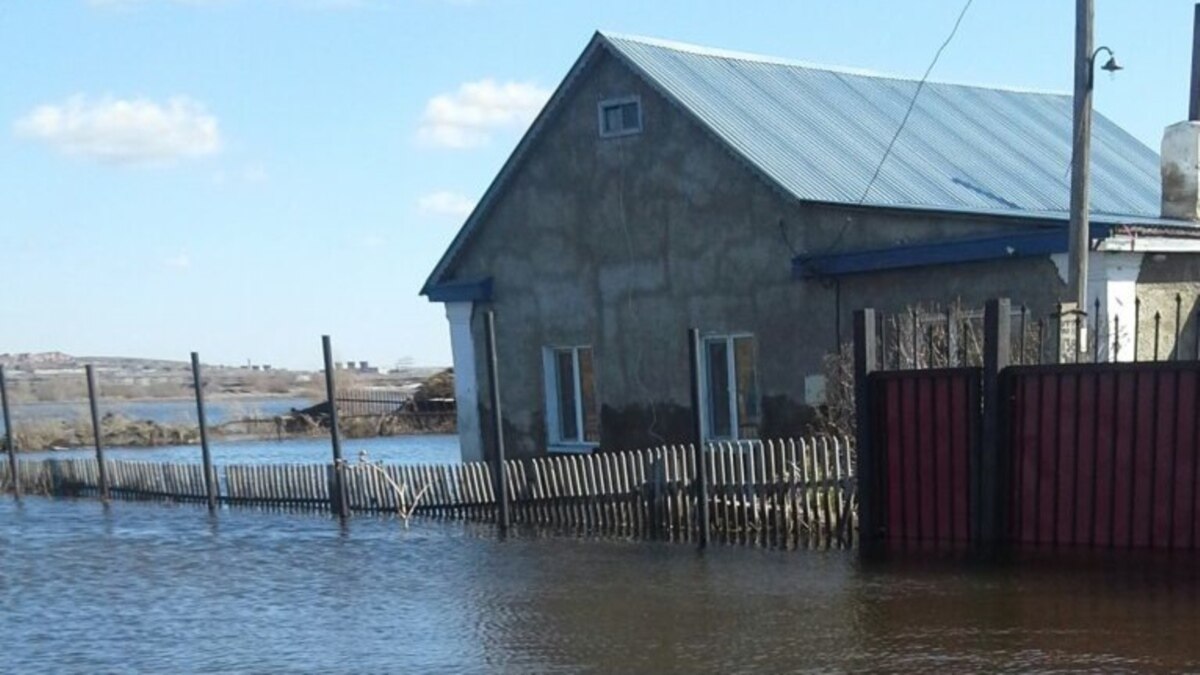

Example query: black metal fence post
[688,327,711,550]
[1174,294,1183,361]
[483,310,510,535]
[1,365,18,501]
[322,336,349,519]
[853,309,880,559]
[980,298,1010,558]
[85,365,109,502]
[191,352,218,513]
[1134,297,1142,361]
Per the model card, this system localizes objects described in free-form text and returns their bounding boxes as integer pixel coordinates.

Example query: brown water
[2,497,1199,672]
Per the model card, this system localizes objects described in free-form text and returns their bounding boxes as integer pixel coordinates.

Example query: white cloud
[241,163,269,184]
[163,253,191,269]
[210,163,268,186]
[417,79,549,149]
[14,95,221,165]
[418,191,476,218]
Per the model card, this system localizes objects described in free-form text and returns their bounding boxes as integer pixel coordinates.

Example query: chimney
[1162,4,1200,221]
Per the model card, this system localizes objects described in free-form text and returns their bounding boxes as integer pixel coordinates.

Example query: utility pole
[1067,0,1094,312]
[1192,4,1200,122]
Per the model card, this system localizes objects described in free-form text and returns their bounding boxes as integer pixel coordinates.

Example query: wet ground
[4,497,1200,672]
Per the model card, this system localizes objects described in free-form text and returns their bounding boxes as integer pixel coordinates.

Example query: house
[422,31,1200,461]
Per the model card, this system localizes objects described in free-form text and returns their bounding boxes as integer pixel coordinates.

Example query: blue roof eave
[792,224,1116,279]
[425,278,494,303]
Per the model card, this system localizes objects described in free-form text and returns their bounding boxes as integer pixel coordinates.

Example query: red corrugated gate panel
[1006,364,1200,551]
[872,369,979,552]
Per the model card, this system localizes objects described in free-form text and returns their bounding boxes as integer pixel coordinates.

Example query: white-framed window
[597,96,642,138]
[543,346,599,449]
[701,334,760,441]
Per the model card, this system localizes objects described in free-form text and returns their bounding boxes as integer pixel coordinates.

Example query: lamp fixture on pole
[1090,46,1123,86]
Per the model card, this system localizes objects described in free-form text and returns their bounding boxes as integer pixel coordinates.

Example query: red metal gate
[1006,363,1200,550]
[856,300,1200,559]
[870,368,980,551]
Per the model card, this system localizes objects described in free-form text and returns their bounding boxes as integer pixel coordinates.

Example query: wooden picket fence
[0,436,856,548]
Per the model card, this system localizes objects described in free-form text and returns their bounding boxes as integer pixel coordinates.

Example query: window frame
[542,345,599,453]
[597,96,643,138]
[700,333,759,442]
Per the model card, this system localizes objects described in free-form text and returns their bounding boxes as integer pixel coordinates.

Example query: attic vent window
[598,96,641,137]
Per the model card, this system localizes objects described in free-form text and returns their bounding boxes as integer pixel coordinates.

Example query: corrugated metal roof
[422,32,1178,295]
[601,33,1162,220]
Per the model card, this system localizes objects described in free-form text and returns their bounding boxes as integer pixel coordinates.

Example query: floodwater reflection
[2,497,1199,672]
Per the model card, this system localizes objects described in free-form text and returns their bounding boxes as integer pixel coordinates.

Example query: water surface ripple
[2,498,1199,672]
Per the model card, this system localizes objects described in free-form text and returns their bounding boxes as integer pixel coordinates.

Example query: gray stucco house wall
[424,32,1200,461]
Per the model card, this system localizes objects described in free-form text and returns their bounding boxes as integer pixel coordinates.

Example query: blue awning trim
[424,278,493,302]
[793,225,1112,279]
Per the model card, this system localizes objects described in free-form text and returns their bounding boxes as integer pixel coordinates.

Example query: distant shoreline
[11,392,317,407]
[20,427,455,455]
[6,402,455,453]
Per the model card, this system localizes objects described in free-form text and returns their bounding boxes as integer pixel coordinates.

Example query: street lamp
[1066,0,1122,332]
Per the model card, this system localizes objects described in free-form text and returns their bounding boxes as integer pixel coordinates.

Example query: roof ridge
[598,30,1070,98]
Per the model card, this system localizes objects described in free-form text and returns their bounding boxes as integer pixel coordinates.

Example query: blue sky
[2,0,1196,369]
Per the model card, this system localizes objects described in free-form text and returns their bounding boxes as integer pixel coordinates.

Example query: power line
[818,0,975,255]
[857,0,975,206]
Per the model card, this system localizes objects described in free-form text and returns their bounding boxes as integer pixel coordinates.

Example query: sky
[2,0,1197,370]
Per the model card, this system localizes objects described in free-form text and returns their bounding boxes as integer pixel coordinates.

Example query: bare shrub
[808,343,855,439]
[808,300,1050,439]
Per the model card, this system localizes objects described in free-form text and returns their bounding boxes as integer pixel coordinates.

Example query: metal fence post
[980,298,1011,558]
[688,327,711,550]
[85,365,109,502]
[1,366,18,501]
[322,336,349,519]
[191,352,218,513]
[853,309,880,559]
[483,310,510,535]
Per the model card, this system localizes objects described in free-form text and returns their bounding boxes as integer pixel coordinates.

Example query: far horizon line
[0,350,451,373]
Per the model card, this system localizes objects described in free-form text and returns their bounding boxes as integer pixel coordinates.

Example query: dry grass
[9,414,200,452]
[339,412,455,438]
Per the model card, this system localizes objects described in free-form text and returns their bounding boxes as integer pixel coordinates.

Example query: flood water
[4,497,1200,672]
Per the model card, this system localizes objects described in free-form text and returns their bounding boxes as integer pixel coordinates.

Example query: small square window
[598,97,642,138]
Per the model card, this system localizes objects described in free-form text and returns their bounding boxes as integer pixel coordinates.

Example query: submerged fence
[1,436,856,549]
